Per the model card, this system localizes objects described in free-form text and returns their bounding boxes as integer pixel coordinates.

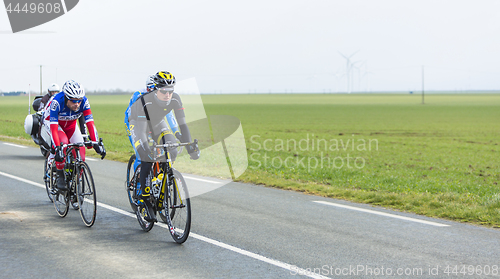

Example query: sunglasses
[158,89,173,95]
[69,98,83,104]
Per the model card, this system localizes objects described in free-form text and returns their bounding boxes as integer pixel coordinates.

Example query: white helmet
[48,83,60,93]
[146,75,155,92]
[62,80,85,99]
[24,114,39,135]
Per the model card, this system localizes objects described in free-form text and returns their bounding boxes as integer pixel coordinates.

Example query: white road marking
[3,143,28,149]
[0,171,44,187]
[314,201,450,227]
[85,157,98,161]
[183,175,224,184]
[0,170,328,279]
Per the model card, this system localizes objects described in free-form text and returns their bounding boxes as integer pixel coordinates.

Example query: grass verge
[1,93,499,227]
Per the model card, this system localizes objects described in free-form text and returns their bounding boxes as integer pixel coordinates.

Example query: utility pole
[421,65,425,104]
[39,65,42,95]
[28,84,31,114]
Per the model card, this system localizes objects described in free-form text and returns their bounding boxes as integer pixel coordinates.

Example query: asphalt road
[1,141,499,278]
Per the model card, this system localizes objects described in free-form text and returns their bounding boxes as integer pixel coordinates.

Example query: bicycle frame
[65,145,83,168]
[128,139,194,242]
[57,143,85,189]
[51,140,100,227]
[153,141,192,211]
[149,146,173,212]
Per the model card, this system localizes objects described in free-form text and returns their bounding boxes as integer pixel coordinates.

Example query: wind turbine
[351,60,371,92]
[333,70,343,93]
[338,50,360,93]
[360,64,374,92]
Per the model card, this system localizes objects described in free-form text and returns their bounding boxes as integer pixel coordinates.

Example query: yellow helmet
[153,71,176,88]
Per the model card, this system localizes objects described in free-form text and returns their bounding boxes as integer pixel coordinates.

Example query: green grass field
[1,93,499,227]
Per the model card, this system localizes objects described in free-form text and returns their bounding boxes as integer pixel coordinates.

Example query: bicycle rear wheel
[126,154,138,212]
[51,168,69,217]
[132,166,154,232]
[165,169,191,244]
[76,161,97,227]
[136,203,155,232]
[43,156,54,203]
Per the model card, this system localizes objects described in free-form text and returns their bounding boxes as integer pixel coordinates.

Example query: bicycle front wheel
[126,154,138,212]
[165,169,191,244]
[43,156,54,203]
[52,168,69,217]
[76,161,97,227]
[134,167,155,232]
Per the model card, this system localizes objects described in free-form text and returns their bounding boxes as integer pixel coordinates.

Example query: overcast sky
[1,0,500,93]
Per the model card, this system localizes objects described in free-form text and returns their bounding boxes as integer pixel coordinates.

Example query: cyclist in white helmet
[38,83,60,111]
[30,83,59,112]
[25,83,61,156]
[41,80,105,190]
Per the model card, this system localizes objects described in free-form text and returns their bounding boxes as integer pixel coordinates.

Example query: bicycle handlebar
[60,138,106,160]
[60,141,98,148]
[155,139,198,149]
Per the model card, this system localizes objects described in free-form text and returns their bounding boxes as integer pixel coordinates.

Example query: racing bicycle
[46,139,106,227]
[126,140,195,243]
